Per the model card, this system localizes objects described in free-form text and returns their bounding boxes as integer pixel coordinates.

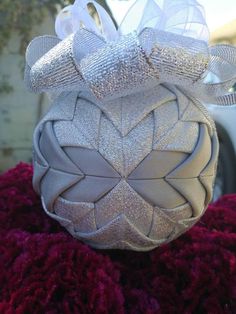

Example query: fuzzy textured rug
[0,163,236,314]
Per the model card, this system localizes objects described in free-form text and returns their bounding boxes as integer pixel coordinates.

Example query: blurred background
[0,0,236,193]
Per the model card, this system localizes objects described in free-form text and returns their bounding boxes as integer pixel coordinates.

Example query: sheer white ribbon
[55,0,209,42]
[55,0,118,41]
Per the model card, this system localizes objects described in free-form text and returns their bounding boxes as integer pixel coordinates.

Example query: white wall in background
[0,15,55,171]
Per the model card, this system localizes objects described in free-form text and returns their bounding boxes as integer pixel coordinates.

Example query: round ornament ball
[33,84,218,251]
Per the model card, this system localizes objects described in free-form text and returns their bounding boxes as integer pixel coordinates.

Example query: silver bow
[25,0,236,105]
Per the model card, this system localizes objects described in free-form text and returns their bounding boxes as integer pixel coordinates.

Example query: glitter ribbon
[25,0,236,105]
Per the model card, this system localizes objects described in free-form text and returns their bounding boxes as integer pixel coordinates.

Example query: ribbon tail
[164,43,236,106]
[182,85,236,106]
[216,93,236,105]
[198,44,236,105]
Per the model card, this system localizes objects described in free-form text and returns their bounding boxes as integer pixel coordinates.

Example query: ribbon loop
[79,33,153,99]
[141,29,209,85]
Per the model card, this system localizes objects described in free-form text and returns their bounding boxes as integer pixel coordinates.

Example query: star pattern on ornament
[33,85,218,250]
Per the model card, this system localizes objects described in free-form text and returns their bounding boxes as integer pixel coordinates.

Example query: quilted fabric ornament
[25,0,236,251]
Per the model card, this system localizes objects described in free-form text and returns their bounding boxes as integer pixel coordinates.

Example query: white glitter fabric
[32,84,219,251]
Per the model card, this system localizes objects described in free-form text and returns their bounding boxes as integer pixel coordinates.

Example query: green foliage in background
[0,0,72,55]
[0,0,114,54]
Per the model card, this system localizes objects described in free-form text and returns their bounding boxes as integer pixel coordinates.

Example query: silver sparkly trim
[25,27,236,104]
[30,34,85,93]
[80,33,154,99]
